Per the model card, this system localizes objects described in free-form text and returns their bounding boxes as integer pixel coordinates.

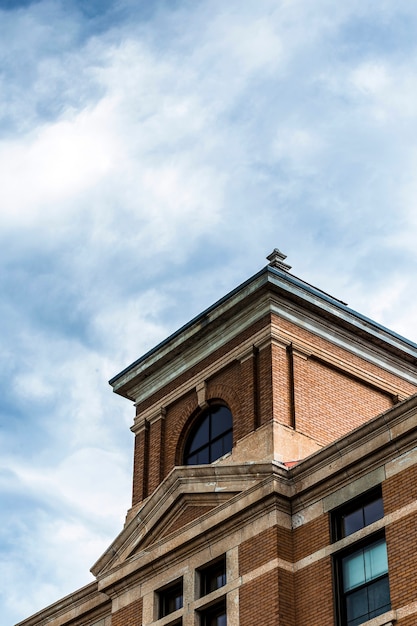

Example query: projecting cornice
[109,263,417,405]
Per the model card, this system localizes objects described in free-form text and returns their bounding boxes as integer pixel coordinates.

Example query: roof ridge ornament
[267,248,292,272]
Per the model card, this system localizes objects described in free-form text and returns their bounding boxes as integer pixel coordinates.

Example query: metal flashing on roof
[109,256,417,397]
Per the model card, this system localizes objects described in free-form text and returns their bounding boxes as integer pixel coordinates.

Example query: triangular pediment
[139,490,235,549]
[91,463,275,578]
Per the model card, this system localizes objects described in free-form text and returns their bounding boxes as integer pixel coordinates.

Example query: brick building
[18,250,417,626]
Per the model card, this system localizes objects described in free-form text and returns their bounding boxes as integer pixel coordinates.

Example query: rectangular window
[332,488,390,626]
[333,488,384,541]
[341,538,390,626]
[199,599,226,626]
[158,579,183,619]
[198,556,226,597]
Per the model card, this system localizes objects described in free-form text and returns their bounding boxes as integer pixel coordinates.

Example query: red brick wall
[258,344,274,426]
[239,570,280,626]
[239,527,279,576]
[294,558,334,624]
[159,504,217,538]
[383,464,417,515]
[131,310,417,506]
[271,342,292,427]
[386,513,417,608]
[238,349,258,436]
[293,514,330,562]
[293,357,394,445]
[272,314,417,396]
[132,428,148,505]
[112,599,143,626]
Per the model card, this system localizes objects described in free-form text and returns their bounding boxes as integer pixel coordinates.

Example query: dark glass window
[332,488,390,626]
[333,489,384,541]
[199,599,227,626]
[184,406,233,465]
[199,556,226,597]
[341,538,390,626]
[158,580,183,619]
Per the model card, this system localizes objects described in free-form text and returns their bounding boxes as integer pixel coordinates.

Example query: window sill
[360,609,396,626]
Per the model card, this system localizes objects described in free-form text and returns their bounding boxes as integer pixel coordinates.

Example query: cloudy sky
[2,0,417,623]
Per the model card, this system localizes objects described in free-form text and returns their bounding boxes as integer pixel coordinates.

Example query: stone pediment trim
[93,396,417,596]
[91,462,290,578]
[138,491,237,549]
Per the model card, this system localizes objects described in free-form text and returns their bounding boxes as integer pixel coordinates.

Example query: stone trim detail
[133,326,272,424]
[148,407,167,426]
[270,324,412,400]
[196,381,208,409]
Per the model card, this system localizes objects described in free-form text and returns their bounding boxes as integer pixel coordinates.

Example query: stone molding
[270,323,411,400]
[111,271,417,404]
[132,325,272,426]
[196,381,208,408]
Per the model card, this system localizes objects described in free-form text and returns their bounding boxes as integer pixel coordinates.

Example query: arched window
[184,405,233,465]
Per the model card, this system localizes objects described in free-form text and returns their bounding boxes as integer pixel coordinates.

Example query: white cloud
[4,2,417,625]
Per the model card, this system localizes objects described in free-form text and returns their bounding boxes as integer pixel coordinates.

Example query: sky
[2,0,417,623]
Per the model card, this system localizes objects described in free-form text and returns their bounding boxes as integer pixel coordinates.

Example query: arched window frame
[183,403,233,466]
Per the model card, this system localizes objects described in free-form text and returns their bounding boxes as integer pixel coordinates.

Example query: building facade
[18,250,417,626]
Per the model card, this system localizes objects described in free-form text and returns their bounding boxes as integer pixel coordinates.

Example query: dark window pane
[210,438,224,462]
[184,406,233,465]
[200,557,226,596]
[364,498,384,527]
[346,586,368,625]
[158,581,183,618]
[343,509,364,537]
[222,430,233,455]
[346,577,390,626]
[196,447,210,464]
[211,406,233,438]
[200,601,226,626]
[188,415,210,453]
[368,577,391,618]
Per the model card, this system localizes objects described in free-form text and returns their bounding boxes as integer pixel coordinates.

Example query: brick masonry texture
[239,570,279,626]
[278,568,295,626]
[158,504,217,538]
[294,558,334,624]
[271,342,292,427]
[272,313,417,396]
[292,356,394,445]
[133,306,416,505]
[386,513,417,608]
[383,463,417,515]
[293,514,330,562]
[112,599,143,626]
[135,315,272,414]
[239,527,279,576]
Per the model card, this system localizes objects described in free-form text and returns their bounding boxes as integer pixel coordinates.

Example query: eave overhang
[109,265,417,402]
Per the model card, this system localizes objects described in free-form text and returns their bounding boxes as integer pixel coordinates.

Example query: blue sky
[2,1,417,623]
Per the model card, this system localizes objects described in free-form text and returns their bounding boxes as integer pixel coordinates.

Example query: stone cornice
[94,394,417,601]
[131,325,273,428]
[91,462,291,579]
[289,392,417,511]
[110,266,417,404]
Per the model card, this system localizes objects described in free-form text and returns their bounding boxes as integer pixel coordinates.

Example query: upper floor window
[199,599,226,626]
[333,489,384,541]
[184,405,233,465]
[198,555,226,597]
[157,579,183,619]
[340,537,390,626]
[332,487,390,626]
